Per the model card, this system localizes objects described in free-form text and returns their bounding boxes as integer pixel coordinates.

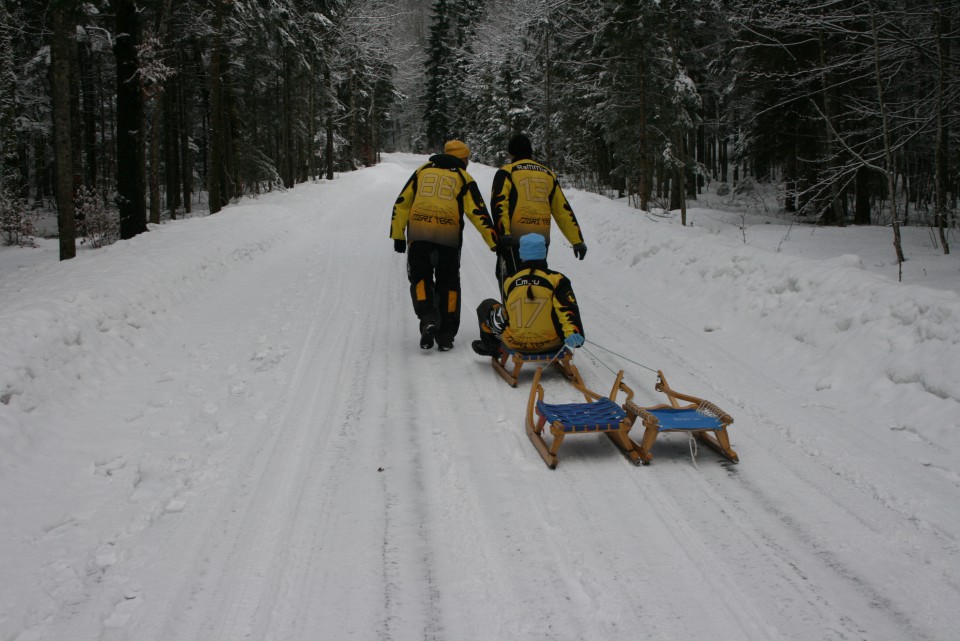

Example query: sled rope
[545,345,572,368]
[688,433,699,469]
[582,344,619,376]
[583,340,659,374]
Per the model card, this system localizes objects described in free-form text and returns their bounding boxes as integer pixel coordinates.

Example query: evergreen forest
[1,0,957,259]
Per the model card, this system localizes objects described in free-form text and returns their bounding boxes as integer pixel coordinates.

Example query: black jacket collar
[520,259,549,271]
[429,153,467,170]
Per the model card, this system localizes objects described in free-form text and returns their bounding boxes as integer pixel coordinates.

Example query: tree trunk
[148,0,173,225]
[164,75,180,218]
[696,124,705,194]
[784,139,797,213]
[51,2,76,259]
[720,133,728,184]
[225,93,238,198]
[179,48,192,214]
[665,2,687,225]
[114,0,147,239]
[347,70,357,168]
[870,8,903,262]
[637,48,650,212]
[1,1,19,190]
[78,40,98,190]
[207,0,225,213]
[934,2,951,254]
[818,31,843,226]
[325,65,334,180]
[282,53,293,188]
[308,79,316,180]
[149,103,161,224]
[68,27,82,194]
[854,166,872,224]
[544,19,552,168]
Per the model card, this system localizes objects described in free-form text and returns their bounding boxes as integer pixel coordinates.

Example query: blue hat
[519,233,547,261]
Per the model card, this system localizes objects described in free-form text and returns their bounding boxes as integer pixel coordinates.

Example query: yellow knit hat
[444,140,470,160]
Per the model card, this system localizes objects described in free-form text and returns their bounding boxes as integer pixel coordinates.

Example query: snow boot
[420,322,437,350]
[471,340,499,357]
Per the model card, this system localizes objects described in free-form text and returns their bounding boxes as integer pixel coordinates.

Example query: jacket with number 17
[391,154,497,249]
[490,157,583,246]
[500,261,583,353]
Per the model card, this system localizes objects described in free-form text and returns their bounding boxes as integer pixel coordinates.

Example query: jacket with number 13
[391,154,497,249]
[490,158,583,246]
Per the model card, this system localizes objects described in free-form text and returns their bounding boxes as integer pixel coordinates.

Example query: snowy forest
[1,0,958,259]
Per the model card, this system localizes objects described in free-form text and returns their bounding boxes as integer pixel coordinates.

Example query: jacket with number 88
[391,155,497,249]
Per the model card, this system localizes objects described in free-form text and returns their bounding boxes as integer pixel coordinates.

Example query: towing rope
[583,340,657,374]
[545,344,571,368]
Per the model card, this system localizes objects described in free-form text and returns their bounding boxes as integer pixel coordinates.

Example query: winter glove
[564,333,585,349]
[394,239,407,254]
[573,242,587,260]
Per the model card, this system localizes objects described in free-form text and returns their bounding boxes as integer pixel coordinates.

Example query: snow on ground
[1,152,958,641]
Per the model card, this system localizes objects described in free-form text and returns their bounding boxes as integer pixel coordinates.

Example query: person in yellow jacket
[490,134,587,289]
[391,140,498,351]
[472,233,584,357]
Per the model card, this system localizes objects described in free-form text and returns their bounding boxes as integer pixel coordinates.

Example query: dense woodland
[0,0,957,260]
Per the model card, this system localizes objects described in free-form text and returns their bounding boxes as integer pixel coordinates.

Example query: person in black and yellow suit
[391,140,498,351]
[472,233,585,357]
[490,134,587,290]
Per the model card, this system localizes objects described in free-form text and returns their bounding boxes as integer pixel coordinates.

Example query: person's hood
[428,154,466,170]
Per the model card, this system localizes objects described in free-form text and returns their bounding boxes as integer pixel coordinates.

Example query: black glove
[573,242,587,260]
[497,234,512,255]
[394,239,406,254]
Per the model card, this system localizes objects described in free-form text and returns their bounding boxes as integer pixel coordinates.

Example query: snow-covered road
[1,154,957,641]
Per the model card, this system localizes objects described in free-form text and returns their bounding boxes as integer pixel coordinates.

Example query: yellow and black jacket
[391,154,497,249]
[500,261,583,353]
[490,157,583,246]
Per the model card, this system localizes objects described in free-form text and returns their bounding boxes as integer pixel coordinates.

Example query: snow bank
[579,191,960,447]
[0,204,297,463]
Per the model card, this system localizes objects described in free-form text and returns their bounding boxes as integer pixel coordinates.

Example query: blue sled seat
[644,407,723,432]
[536,398,627,433]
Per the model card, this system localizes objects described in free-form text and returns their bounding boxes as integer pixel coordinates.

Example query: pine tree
[423,0,453,150]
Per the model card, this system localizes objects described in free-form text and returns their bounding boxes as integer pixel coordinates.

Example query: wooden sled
[623,370,738,465]
[525,365,644,469]
[492,345,575,388]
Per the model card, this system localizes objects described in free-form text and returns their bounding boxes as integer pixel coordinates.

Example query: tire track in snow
[194,259,349,641]
[143,227,367,640]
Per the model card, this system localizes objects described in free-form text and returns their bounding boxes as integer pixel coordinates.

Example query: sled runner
[623,370,738,464]
[492,345,576,387]
[525,364,644,469]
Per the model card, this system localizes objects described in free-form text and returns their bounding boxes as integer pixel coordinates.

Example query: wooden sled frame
[623,370,738,465]
[491,345,575,388]
[525,364,644,469]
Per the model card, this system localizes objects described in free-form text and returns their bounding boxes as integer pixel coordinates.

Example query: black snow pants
[407,241,462,344]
